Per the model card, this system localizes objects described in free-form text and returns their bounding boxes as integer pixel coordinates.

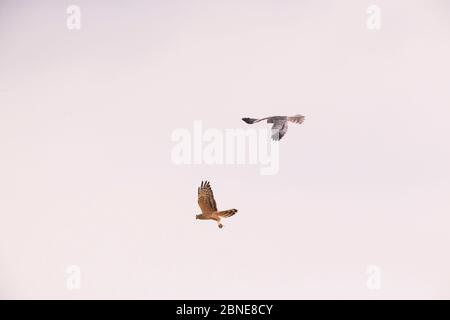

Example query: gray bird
[242,114,305,140]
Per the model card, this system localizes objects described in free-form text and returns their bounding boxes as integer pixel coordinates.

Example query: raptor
[196,181,237,228]
[242,114,305,140]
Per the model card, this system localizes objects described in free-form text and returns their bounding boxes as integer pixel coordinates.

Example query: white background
[1,0,449,299]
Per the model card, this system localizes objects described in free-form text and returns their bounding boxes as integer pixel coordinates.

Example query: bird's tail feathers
[216,209,237,218]
[288,115,305,124]
[242,117,259,124]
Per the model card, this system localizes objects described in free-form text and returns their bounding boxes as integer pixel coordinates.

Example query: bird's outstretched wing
[242,117,261,124]
[198,181,218,213]
[271,120,288,141]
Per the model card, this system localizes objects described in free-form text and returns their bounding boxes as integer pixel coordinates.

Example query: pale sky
[1,0,450,299]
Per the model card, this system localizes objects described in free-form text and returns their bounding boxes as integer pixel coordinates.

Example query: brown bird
[196,181,237,228]
[242,114,305,140]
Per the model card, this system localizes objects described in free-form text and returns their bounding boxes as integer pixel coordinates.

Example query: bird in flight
[242,114,305,140]
[196,181,237,229]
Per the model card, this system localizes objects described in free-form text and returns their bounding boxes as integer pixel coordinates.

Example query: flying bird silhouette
[196,181,237,229]
[242,114,305,140]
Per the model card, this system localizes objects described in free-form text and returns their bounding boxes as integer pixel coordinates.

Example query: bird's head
[195,214,200,220]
